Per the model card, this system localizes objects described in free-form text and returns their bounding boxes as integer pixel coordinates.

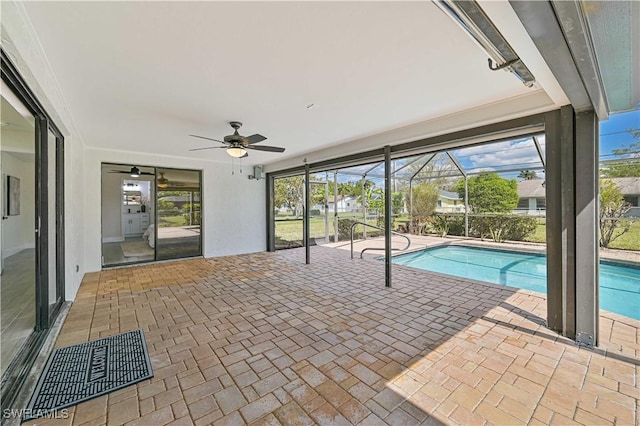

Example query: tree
[274,176,304,216]
[456,173,519,213]
[599,179,631,248]
[601,128,640,178]
[410,182,439,234]
[518,170,538,180]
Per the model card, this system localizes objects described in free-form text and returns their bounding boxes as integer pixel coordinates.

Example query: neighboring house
[326,196,360,213]
[516,179,546,216]
[614,177,640,217]
[516,177,640,217]
[436,190,464,213]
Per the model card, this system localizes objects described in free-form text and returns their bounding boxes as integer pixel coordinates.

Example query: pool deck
[24,246,638,426]
[324,234,640,264]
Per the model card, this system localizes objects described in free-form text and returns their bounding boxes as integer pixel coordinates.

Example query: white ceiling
[22,1,562,166]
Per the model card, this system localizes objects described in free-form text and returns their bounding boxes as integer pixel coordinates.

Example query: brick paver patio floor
[31,246,638,425]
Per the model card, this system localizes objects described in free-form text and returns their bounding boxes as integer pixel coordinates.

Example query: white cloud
[454,137,543,171]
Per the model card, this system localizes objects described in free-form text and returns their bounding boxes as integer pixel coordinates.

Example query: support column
[304,164,310,264]
[545,108,568,334]
[333,171,338,243]
[560,106,576,338]
[464,176,469,238]
[362,177,367,239]
[325,172,330,243]
[575,110,599,346]
[545,106,599,346]
[384,145,392,288]
[266,175,276,251]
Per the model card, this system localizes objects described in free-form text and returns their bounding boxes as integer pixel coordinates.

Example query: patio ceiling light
[435,0,536,88]
[227,146,247,158]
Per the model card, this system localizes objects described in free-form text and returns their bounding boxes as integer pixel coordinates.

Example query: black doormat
[24,329,153,421]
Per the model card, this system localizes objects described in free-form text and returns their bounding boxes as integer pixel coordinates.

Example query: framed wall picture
[7,175,20,216]
[2,173,6,217]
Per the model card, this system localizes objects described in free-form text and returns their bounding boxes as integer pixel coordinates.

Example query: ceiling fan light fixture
[227,146,247,158]
[157,172,169,188]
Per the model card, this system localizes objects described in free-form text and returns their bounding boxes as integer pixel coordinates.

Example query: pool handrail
[350,221,411,259]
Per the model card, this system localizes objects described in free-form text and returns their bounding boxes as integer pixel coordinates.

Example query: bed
[142,224,155,248]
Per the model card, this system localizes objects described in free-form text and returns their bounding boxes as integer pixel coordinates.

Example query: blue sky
[600,109,640,157]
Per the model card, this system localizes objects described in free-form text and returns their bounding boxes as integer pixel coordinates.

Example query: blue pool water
[392,245,640,320]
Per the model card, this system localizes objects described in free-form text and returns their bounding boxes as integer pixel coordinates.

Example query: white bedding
[142,224,155,248]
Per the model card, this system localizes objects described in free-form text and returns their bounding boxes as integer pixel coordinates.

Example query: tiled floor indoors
[29,246,638,425]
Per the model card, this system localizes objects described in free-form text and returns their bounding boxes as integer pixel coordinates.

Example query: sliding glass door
[1,49,65,411]
[101,165,202,266]
[1,88,37,377]
[155,168,202,261]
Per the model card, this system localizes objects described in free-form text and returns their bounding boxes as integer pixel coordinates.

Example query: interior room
[0,90,36,377]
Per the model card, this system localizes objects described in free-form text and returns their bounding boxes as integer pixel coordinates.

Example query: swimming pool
[392,245,640,320]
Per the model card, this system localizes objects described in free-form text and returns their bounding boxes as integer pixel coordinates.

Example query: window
[517,198,529,209]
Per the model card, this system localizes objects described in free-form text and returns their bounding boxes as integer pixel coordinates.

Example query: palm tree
[518,170,538,180]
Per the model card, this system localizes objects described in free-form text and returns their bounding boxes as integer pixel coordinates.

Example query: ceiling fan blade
[188,146,227,152]
[188,134,228,144]
[246,145,285,153]
[246,134,267,144]
[241,152,249,158]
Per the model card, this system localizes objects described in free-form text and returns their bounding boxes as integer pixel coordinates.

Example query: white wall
[101,172,124,241]
[85,148,266,272]
[1,152,36,258]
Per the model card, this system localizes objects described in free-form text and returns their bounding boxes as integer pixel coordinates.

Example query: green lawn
[275,214,380,246]
[524,218,640,250]
[276,215,640,251]
[608,221,640,250]
[523,218,546,244]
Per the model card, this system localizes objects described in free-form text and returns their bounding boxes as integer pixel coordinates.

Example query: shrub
[309,209,321,217]
[336,218,384,241]
[470,215,537,242]
[337,218,361,240]
[431,214,464,237]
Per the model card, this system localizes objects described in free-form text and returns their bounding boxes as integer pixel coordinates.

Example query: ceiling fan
[157,172,169,188]
[109,166,154,177]
[189,121,285,158]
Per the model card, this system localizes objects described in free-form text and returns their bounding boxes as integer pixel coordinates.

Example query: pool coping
[383,242,640,323]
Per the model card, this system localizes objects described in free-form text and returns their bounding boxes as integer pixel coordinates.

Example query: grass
[523,218,546,244]
[607,221,640,250]
[523,218,640,250]
[275,214,640,251]
[275,214,380,244]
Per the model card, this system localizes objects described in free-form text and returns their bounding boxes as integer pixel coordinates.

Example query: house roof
[518,179,546,198]
[518,177,640,198]
[439,190,461,200]
[609,177,640,195]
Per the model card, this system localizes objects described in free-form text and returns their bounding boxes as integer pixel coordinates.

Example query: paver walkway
[30,246,638,425]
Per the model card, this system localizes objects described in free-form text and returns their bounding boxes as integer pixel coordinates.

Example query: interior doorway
[1,87,37,377]
[100,164,202,267]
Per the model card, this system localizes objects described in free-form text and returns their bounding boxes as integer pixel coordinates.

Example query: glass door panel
[155,168,201,260]
[100,164,155,267]
[47,129,62,318]
[274,175,304,249]
[0,89,36,376]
